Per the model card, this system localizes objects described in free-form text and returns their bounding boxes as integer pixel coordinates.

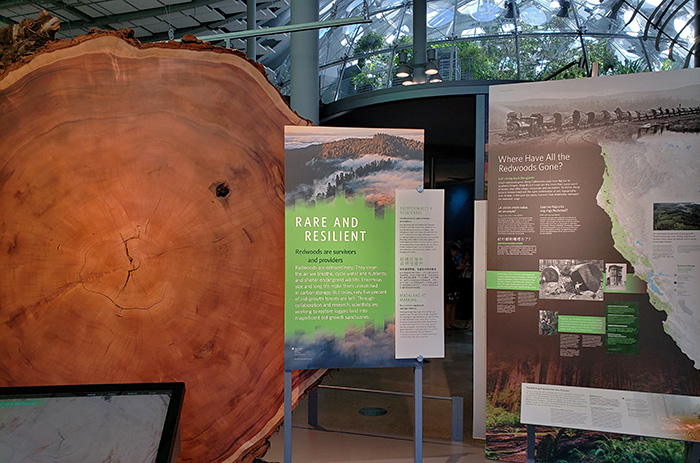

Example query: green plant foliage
[568,436,685,463]
[350,31,388,90]
[354,31,385,68]
[660,58,681,71]
[486,401,521,428]
[350,58,385,89]
[653,203,700,230]
[518,34,583,81]
[614,58,649,74]
[348,27,653,91]
[457,40,518,80]
[586,40,620,75]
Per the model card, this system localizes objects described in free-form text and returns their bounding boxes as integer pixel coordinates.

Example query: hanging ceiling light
[395,50,412,78]
[556,0,570,17]
[429,72,443,83]
[394,2,441,86]
[425,48,439,75]
[504,0,518,19]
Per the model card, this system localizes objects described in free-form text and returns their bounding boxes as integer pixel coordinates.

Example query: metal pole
[475,94,486,200]
[413,0,428,84]
[526,424,536,463]
[284,371,293,463]
[195,16,371,42]
[567,0,590,76]
[247,0,256,60]
[451,0,459,81]
[414,357,424,463]
[307,387,319,427]
[514,28,521,80]
[451,396,464,441]
[639,37,653,71]
[695,0,700,67]
[687,441,700,463]
[290,0,320,124]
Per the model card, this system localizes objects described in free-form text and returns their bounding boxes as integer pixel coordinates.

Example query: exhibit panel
[283,126,434,369]
[0,31,323,463]
[394,188,445,360]
[521,383,700,443]
[485,68,700,461]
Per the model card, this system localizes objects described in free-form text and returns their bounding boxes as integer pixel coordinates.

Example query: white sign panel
[521,382,700,442]
[395,189,445,359]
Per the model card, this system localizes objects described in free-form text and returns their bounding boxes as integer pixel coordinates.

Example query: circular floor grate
[358,407,388,416]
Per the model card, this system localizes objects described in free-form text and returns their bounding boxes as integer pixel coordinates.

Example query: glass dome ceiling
[272,0,697,103]
[0,0,695,103]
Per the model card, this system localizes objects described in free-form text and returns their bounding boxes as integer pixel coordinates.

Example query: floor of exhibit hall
[262,319,489,463]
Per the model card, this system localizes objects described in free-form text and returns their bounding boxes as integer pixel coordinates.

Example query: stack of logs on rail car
[504,105,700,139]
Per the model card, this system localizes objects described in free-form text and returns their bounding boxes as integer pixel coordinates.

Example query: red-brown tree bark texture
[0,31,323,463]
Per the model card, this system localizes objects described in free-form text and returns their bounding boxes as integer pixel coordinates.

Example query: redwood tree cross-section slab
[0,30,322,463]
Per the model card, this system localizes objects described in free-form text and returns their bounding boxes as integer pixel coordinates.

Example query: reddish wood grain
[0,31,322,463]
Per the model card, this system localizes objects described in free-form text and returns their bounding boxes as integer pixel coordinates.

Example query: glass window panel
[539,12,577,32]
[319,0,336,18]
[519,34,583,80]
[673,14,694,40]
[621,8,646,36]
[455,0,506,33]
[372,8,405,46]
[642,38,684,71]
[337,50,392,97]
[350,26,387,58]
[342,0,366,15]
[602,38,651,74]
[578,9,616,34]
[426,43,457,80]
[336,60,361,100]
[455,37,519,80]
[273,55,291,91]
[255,0,694,101]
[517,1,555,30]
[320,28,354,66]
[366,12,403,43]
[398,7,414,42]
[374,0,406,8]
[427,0,457,40]
[320,64,343,104]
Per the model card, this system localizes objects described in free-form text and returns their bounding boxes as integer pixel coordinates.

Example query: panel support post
[451,396,463,441]
[307,386,319,427]
[475,93,486,200]
[686,441,700,463]
[284,370,293,463]
[526,424,535,463]
[414,357,424,463]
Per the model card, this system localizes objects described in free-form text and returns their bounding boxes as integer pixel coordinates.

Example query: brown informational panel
[486,69,700,461]
[0,30,323,463]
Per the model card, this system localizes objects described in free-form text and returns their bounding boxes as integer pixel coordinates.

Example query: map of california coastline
[597,132,700,369]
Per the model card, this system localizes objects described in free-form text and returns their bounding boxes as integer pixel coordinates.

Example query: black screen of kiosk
[0,382,185,463]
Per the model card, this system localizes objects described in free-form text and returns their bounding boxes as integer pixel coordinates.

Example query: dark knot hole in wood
[215,182,230,198]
